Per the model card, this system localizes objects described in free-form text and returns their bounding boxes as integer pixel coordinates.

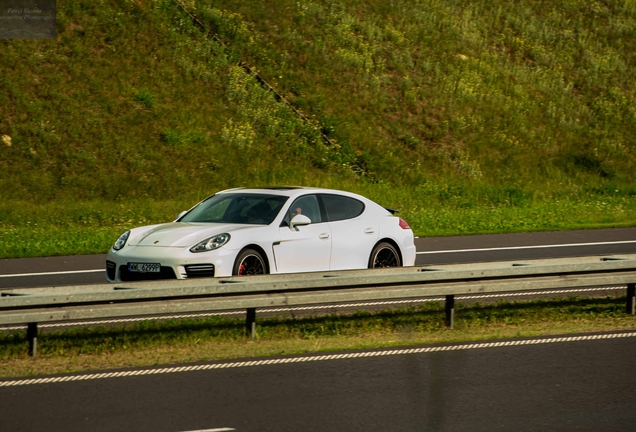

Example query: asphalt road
[1,227,636,289]
[2,229,636,430]
[1,333,635,431]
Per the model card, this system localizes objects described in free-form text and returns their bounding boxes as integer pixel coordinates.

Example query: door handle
[319,233,330,240]
[364,228,375,234]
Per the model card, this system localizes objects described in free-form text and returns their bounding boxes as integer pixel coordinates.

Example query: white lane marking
[416,239,636,255]
[1,331,634,387]
[0,269,104,278]
[0,286,624,331]
[180,429,235,432]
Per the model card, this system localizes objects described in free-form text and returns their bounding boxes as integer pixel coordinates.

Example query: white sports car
[106,187,415,281]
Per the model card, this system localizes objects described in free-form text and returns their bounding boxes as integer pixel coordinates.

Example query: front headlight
[113,230,130,251]
[190,233,231,253]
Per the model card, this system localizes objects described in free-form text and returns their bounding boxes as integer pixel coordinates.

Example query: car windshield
[180,193,288,225]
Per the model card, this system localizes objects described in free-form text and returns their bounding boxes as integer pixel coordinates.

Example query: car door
[321,194,379,270]
[273,194,332,273]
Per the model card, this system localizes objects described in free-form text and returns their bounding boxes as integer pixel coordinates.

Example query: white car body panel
[274,223,331,273]
[106,187,415,282]
[130,223,249,248]
[328,216,378,270]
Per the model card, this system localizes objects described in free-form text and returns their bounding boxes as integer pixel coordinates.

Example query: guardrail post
[27,322,38,357]
[627,284,635,315]
[445,295,455,329]
[246,308,256,339]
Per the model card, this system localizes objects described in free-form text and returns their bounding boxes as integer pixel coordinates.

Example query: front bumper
[106,245,237,282]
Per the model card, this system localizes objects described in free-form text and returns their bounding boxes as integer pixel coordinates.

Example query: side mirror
[290,214,311,231]
[175,211,187,221]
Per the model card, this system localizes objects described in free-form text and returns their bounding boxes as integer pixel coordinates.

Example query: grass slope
[1,0,636,257]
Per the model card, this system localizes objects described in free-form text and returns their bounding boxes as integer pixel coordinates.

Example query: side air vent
[106,261,116,280]
[185,264,215,278]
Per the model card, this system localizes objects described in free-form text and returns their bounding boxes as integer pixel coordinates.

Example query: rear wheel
[233,248,267,276]
[369,242,401,268]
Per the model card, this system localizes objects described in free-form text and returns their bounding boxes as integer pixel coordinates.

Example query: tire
[368,242,401,268]
[233,248,268,276]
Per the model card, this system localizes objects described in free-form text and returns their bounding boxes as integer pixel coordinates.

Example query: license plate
[128,262,161,273]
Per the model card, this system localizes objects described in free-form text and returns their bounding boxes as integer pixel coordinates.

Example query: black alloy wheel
[369,242,401,268]
[233,248,267,276]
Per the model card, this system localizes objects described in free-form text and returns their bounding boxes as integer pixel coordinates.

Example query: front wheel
[233,248,268,276]
[369,242,401,268]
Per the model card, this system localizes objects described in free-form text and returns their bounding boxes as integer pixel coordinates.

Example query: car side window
[321,194,365,222]
[283,195,323,226]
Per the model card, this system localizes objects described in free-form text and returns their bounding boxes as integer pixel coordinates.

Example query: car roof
[210,187,393,214]
[216,186,356,198]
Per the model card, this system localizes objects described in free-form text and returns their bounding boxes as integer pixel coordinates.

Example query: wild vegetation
[1,0,636,257]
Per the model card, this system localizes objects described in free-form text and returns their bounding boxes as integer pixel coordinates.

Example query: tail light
[399,218,411,230]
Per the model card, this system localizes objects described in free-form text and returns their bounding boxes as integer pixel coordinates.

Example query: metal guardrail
[2,255,636,357]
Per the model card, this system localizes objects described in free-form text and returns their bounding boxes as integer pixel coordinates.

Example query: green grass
[1,0,636,258]
[189,0,636,184]
[2,190,636,258]
[1,294,634,378]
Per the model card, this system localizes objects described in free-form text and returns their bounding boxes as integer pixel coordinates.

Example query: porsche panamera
[106,187,416,281]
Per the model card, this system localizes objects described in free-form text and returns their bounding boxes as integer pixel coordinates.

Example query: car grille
[118,265,177,282]
[106,261,116,280]
[185,264,215,278]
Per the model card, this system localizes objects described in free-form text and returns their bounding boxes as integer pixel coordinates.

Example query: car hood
[128,222,257,248]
